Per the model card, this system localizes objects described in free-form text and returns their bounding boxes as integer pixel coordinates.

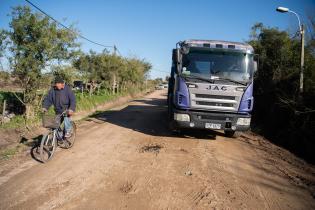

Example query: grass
[0,143,29,160]
[0,147,19,160]
[0,115,26,129]
[76,90,125,112]
[0,114,43,130]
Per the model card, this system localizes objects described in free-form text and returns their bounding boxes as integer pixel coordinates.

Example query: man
[42,76,76,138]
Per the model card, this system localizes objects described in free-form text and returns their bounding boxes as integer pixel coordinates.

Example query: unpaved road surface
[1,90,315,210]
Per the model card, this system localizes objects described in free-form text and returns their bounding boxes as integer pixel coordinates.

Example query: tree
[52,65,78,85]
[73,51,100,95]
[2,6,79,119]
[74,51,152,95]
[0,30,6,59]
[248,23,315,163]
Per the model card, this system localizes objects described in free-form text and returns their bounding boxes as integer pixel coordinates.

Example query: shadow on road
[89,96,225,140]
[20,135,43,163]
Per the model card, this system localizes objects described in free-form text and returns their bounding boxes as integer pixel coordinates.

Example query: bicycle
[39,110,76,163]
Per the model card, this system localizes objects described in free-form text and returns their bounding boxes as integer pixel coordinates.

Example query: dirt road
[0,90,314,210]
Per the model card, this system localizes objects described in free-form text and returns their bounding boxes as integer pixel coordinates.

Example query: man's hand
[67,109,74,116]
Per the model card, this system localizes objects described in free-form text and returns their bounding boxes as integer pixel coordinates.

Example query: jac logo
[207,85,227,91]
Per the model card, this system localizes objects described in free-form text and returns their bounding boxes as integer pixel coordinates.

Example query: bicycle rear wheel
[39,132,56,163]
[62,121,76,149]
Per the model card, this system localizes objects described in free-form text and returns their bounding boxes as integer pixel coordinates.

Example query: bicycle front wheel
[62,121,77,149]
[39,132,56,163]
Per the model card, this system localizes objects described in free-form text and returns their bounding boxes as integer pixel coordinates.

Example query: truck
[167,40,257,137]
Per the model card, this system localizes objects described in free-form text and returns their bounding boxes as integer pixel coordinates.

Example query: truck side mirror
[172,49,177,62]
[254,61,258,73]
[253,54,259,73]
[172,49,181,62]
[172,49,181,74]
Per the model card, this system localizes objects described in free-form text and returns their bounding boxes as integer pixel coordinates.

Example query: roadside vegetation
[249,19,315,164]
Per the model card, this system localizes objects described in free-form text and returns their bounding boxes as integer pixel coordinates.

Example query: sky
[1,0,314,79]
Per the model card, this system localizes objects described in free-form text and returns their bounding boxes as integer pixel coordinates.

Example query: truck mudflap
[172,108,251,131]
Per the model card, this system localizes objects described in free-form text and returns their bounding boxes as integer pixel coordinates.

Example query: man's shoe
[64,132,72,138]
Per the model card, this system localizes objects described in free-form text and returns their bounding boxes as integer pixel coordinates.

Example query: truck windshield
[182,50,254,84]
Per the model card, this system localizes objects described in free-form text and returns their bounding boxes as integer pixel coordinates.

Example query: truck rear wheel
[167,93,174,120]
[224,130,236,138]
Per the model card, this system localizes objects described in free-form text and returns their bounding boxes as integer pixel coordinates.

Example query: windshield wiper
[181,74,214,83]
[216,77,247,86]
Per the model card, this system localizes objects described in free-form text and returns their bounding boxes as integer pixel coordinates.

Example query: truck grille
[195,94,235,100]
[197,115,227,121]
[188,83,244,112]
[196,101,234,107]
[191,93,239,111]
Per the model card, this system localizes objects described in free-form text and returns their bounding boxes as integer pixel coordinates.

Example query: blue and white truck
[167,40,257,137]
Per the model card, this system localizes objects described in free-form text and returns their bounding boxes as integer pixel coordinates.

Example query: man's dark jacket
[43,85,76,114]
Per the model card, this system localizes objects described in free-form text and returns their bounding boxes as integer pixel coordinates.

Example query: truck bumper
[172,108,251,131]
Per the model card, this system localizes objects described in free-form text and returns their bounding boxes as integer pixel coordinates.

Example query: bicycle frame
[44,113,66,144]
[53,117,66,140]
[40,110,75,163]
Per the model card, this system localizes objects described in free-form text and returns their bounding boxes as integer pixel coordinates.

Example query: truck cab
[167,40,257,137]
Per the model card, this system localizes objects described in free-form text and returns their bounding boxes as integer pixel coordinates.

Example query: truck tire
[167,95,179,133]
[168,108,177,131]
[224,130,236,138]
[167,93,173,120]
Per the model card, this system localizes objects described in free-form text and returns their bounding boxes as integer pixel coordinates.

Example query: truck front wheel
[167,95,180,133]
[224,130,236,138]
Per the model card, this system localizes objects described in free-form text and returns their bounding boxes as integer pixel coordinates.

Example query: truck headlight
[236,118,251,126]
[174,113,190,122]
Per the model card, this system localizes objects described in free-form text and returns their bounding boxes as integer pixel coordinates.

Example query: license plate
[205,123,221,129]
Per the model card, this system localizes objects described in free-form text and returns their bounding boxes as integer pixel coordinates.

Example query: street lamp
[276,6,305,94]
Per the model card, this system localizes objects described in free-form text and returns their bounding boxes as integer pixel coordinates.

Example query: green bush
[249,23,315,164]
[76,90,121,111]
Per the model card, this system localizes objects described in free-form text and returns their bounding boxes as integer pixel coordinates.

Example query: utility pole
[276,7,305,95]
[113,45,117,55]
[300,24,305,94]
[113,45,117,94]
[112,74,116,94]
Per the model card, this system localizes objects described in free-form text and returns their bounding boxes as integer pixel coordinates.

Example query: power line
[25,0,115,49]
